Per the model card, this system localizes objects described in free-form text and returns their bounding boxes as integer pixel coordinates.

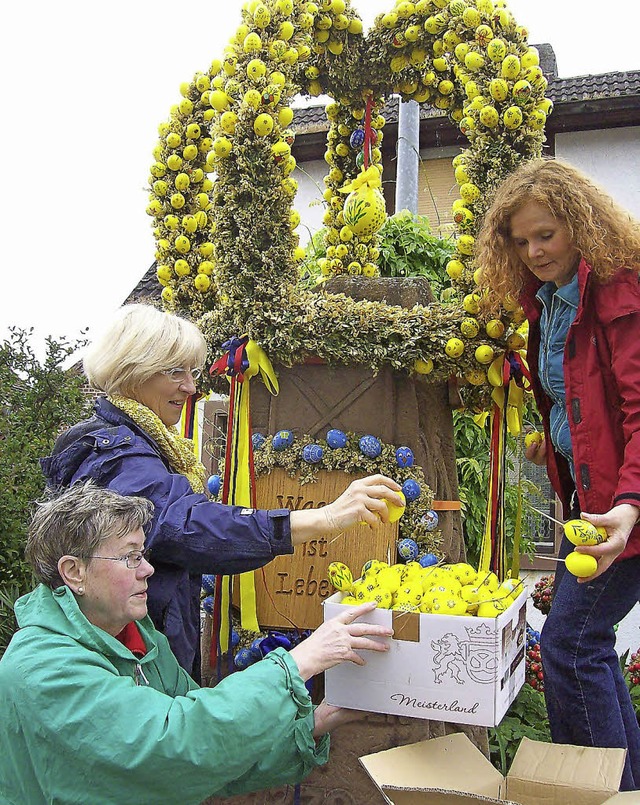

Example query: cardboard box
[359,733,639,804]
[324,588,527,727]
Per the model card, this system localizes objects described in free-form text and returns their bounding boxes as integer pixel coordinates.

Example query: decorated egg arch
[147,0,552,400]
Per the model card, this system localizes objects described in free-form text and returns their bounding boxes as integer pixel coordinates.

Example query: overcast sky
[2,0,638,357]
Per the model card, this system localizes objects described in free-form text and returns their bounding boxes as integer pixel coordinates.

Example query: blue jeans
[541,536,640,790]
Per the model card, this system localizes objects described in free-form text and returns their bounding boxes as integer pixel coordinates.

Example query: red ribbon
[363,95,373,170]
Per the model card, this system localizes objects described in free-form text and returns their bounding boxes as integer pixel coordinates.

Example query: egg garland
[149,0,550,406]
[252,426,442,560]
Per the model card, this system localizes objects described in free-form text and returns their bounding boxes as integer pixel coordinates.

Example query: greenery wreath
[251,428,443,559]
[147,0,551,405]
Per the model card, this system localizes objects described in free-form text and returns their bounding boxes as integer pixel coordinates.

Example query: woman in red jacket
[476,158,640,790]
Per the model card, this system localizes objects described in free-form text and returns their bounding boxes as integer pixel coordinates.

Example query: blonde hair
[83,304,207,396]
[475,158,640,313]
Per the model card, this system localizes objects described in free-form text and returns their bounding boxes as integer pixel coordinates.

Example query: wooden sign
[251,468,397,629]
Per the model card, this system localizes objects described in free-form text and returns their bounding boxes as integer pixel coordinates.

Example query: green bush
[0,328,90,654]
[489,683,551,775]
[298,212,455,294]
[454,409,540,568]
[377,209,455,297]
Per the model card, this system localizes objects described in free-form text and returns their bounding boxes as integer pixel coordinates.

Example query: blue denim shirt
[536,274,580,476]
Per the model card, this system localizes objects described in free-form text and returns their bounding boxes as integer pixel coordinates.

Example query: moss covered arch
[146,0,552,401]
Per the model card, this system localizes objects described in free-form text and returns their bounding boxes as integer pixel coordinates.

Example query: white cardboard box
[324,589,527,727]
[359,733,640,805]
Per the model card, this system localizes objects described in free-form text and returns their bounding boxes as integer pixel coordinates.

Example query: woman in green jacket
[0,482,392,805]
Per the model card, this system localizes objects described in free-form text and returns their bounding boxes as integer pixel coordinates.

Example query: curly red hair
[475,158,640,314]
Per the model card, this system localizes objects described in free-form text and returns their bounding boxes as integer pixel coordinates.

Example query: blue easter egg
[202,595,215,614]
[419,553,438,568]
[231,629,240,648]
[395,446,414,468]
[302,443,324,463]
[397,538,419,562]
[252,432,266,450]
[202,574,216,594]
[402,478,421,502]
[249,638,264,660]
[359,434,382,458]
[273,429,295,451]
[326,428,347,449]
[234,647,257,670]
[207,474,221,496]
[350,128,365,149]
[421,509,439,531]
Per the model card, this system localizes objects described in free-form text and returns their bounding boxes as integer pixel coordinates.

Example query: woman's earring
[77,586,84,595]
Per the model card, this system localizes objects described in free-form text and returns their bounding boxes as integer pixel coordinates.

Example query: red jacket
[520,258,640,560]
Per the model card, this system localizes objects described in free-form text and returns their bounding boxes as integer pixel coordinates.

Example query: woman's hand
[312,700,368,739]
[289,474,403,545]
[574,503,639,581]
[320,474,404,531]
[524,437,547,466]
[289,601,392,681]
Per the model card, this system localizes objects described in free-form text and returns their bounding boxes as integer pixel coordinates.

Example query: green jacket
[0,585,329,804]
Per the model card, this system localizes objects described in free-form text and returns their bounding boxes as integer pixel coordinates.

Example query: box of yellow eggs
[324,559,527,727]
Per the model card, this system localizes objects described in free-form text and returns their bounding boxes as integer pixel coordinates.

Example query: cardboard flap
[604,793,640,803]
[381,785,513,804]
[360,733,503,799]
[506,738,626,805]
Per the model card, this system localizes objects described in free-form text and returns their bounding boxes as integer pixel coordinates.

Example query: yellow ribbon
[338,165,382,194]
[218,339,279,650]
[478,349,531,578]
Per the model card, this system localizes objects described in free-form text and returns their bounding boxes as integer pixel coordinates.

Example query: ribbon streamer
[209,336,279,659]
[479,350,531,580]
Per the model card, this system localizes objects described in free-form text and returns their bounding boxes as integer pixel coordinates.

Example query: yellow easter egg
[445,338,465,358]
[254,113,274,137]
[479,105,499,128]
[501,54,521,80]
[565,551,598,578]
[524,431,543,449]
[343,186,387,237]
[340,595,359,605]
[475,345,494,365]
[394,584,423,607]
[414,358,434,374]
[563,519,608,547]
[459,182,481,204]
[485,319,505,339]
[385,491,406,523]
[392,602,420,612]
[475,570,499,592]
[371,588,393,608]
[477,599,508,618]
[460,318,480,338]
[446,259,466,281]
[328,561,354,591]
[451,563,477,585]
[209,90,230,112]
[503,106,524,130]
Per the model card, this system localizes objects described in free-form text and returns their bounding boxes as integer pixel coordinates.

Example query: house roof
[128,44,640,304]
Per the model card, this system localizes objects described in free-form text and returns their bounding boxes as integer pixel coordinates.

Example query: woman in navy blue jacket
[41,304,402,679]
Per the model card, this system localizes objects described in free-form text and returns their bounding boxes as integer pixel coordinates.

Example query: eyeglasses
[86,549,151,569]
[160,367,202,383]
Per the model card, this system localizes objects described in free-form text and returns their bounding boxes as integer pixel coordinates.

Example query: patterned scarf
[108,395,206,494]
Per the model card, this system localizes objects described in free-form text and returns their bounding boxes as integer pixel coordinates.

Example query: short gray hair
[82,304,208,397]
[26,482,155,588]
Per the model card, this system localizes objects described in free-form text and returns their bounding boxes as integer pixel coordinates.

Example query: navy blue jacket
[40,397,293,676]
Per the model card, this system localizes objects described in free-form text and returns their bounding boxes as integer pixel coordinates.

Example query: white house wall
[292,159,327,246]
[293,127,640,244]
[556,127,640,218]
